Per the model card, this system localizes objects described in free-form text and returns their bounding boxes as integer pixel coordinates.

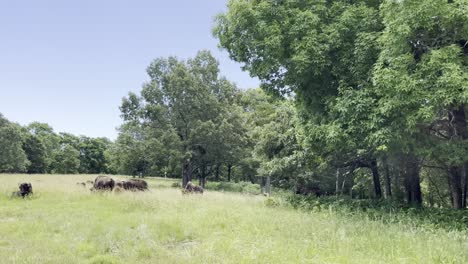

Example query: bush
[285,194,468,231]
[204,181,261,195]
[170,182,181,188]
[264,197,280,207]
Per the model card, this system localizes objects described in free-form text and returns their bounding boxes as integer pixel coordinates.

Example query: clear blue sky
[0,0,259,140]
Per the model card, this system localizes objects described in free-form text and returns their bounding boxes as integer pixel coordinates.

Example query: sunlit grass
[0,174,467,263]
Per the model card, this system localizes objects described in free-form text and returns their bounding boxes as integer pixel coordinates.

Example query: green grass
[0,174,467,263]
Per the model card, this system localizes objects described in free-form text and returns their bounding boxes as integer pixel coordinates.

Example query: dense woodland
[1,0,467,209]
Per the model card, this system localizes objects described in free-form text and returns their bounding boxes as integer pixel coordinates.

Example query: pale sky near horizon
[0,0,259,140]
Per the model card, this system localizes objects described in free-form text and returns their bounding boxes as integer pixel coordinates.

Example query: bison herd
[89,175,150,192]
[12,176,204,199]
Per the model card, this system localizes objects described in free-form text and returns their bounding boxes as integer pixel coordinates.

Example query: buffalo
[122,179,148,191]
[184,181,203,194]
[92,175,115,191]
[13,182,33,198]
[115,180,124,188]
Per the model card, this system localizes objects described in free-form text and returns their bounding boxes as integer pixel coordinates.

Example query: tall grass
[0,174,467,263]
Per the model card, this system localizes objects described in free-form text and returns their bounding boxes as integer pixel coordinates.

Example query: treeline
[0,115,112,174]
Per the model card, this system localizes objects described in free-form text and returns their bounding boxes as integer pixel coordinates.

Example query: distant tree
[0,117,29,173]
[23,134,47,173]
[78,136,112,174]
[27,122,60,172]
[50,144,80,174]
[120,50,242,187]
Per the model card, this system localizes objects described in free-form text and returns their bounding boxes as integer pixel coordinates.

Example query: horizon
[0,0,259,140]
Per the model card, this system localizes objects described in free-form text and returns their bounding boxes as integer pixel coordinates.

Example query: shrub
[204,181,260,195]
[285,194,468,231]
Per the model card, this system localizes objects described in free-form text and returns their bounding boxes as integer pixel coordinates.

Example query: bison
[115,180,124,188]
[122,179,148,191]
[92,175,115,191]
[13,182,33,198]
[183,181,203,194]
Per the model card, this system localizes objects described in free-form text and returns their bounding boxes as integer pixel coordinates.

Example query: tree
[27,122,60,172]
[215,0,385,197]
[23,134,47,173]
[78,136,112,174]
[0,122,29,173]
[373,0,468,208]
[50,144,80,174]
[119,51,242,187]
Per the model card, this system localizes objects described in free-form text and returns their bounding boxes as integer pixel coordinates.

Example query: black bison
[122,179,148,191]
[92,176,115,191]
[13,182,33,198]
[184,181,203,194]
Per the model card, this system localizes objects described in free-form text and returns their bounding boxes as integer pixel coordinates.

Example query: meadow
[0,174,467,264]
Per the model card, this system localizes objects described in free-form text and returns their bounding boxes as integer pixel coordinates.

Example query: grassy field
[0,174,467,264]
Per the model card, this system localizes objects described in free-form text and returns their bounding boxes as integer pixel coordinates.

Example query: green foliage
[286,194,468,231]
[27,122,60,172]
[204,181,261,195]
[264,197,281,207]
[23,134,47,174]
[116,51,248,181]
[78,136,112,174]
[50,144,80,174]
[0,122,29,173]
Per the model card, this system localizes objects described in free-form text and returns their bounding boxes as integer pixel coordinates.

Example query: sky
[0,0,259,140]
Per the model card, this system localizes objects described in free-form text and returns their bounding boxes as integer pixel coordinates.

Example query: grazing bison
[184,181,203,194]
[122,179,148,191]
[93,176,115,191]
[13,182,33,198]
[115,180,124,188]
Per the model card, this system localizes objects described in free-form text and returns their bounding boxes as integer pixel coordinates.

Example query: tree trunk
[227,164,232,182]
[463,163,468,208]
[447,106,468,209]
[215,165,220,181]
[182,158,192,188]
[335,168,340,196]
[260,176,266,194]
[449,167,463,209]
[349,171,355,198]
[369,159,382,198]
[403,155,422,206]
[265,176,271,196]
[383,156,392,198]
[199,163,207,188]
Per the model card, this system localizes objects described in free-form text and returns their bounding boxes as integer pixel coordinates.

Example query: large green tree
[373,0,468,208]
[0,117,29,173]
[119,51,245,187]
[214,0,385,197]
[23,134,47,174]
